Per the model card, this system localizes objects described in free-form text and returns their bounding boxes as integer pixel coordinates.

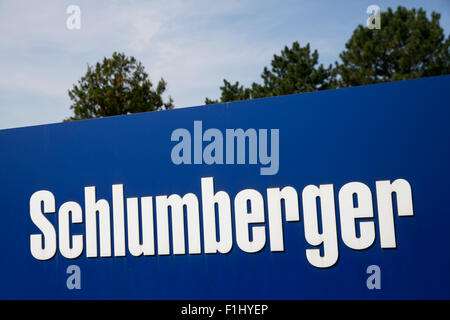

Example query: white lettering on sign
[29,177,414,268]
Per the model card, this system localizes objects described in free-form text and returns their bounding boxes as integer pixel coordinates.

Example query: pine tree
[205,42,335,104]
[66,52,173,121]
[337,6,450,86]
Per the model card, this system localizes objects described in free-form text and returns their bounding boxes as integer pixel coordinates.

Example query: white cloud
[0,0,284,114]
[1,0,447,129]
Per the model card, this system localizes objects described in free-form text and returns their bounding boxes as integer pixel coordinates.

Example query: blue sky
[0,0,449,129]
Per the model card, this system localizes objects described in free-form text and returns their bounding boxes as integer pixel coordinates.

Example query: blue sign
[1,75,449,299]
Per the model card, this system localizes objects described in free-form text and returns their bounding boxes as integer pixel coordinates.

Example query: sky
[0,0,449,130]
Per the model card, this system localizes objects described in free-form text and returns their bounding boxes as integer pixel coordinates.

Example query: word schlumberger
[29,176,413,268]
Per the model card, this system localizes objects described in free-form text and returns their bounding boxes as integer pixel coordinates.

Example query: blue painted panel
[0,75,449,299]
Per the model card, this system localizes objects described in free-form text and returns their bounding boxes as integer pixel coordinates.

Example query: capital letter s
[30,190,57,260]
